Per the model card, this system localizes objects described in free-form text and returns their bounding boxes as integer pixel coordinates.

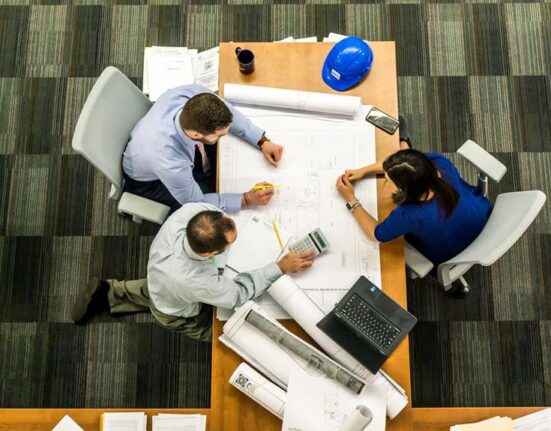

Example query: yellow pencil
[272,220,283,249]
[253,184,280,190]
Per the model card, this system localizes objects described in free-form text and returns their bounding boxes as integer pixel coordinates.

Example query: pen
[272,220,284,249]
[253,184,280,190]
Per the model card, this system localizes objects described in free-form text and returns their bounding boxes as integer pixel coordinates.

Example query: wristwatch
[346,199,361,212]
[257,134,269,148]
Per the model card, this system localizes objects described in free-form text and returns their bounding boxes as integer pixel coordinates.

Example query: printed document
[282,374,386,431]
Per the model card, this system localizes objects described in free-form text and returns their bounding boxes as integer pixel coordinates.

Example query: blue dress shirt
[374,153,492,265]
[123,85,265,213]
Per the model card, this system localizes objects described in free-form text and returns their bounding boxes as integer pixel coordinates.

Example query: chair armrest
[118,192,170,225]
[457,140,507,182]
[404,241,434,278]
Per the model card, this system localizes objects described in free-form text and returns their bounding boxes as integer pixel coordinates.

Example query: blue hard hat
[322,37,374,92]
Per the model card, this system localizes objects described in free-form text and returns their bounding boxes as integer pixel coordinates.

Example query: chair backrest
[72,66,152,198]
[441,191,546,268]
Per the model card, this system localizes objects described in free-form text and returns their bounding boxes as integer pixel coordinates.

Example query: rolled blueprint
[268,275,409,419]
[339,405,373,431]
[223,84,362,117]
[245,309,365,394]
[229,363,287,419]
[221,302,366,396]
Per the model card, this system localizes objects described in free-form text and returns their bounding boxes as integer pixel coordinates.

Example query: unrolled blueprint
[219,86,381,319]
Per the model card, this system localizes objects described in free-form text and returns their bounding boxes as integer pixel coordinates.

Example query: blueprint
[218,100,381,318]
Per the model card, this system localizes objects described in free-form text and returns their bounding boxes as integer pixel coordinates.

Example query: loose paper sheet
[282,374,386,431]
[52,416,84,431]
[513,409,551,431]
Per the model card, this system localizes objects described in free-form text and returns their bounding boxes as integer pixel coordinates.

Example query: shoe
[398,115,413,148]
[447,282,470,298]
[72,278,110,324]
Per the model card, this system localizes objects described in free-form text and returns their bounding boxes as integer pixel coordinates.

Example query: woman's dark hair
[186,211,236,254]
[382,149,459,218]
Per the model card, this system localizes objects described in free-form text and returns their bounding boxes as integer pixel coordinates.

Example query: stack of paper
[143,46,219,101]
[513,408,551,431]
[101,412,147,431]
[322,32,370,44]
[275,36,317,42]
[451,416,513,431]
[152,414,207,431]
[52,415,83,431]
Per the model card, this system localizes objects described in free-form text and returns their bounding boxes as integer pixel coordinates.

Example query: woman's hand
[336,175,357,202]
[344,168,365,182]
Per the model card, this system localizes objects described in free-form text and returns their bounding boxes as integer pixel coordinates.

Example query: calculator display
[312,231,326,248]
[289,228,330,255]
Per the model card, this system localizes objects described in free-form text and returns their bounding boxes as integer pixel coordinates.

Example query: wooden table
[0,42,545,431]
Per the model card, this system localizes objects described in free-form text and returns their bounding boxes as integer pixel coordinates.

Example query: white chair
[72,66,170,224]
[405,140,546,292]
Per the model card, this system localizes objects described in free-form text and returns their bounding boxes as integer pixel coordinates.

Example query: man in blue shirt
[123,85,284,213]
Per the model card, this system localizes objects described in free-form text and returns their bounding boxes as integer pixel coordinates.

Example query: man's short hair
[179,93,233,135]
[186,210,236,254]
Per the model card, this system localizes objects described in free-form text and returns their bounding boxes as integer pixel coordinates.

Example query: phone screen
[365,107,400,135]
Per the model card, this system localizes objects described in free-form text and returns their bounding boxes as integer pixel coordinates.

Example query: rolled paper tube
[339,405,373,431]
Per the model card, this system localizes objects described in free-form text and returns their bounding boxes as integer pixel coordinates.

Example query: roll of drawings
[339,405,373,431]
[223,84,362,117]
[245,309,366,394]
[229,363,287,419]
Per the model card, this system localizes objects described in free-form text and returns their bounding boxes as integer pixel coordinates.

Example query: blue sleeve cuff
[264,262,284,283]
[202,192,242,213]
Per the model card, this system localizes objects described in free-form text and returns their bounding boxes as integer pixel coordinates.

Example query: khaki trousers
[107,278,213,342]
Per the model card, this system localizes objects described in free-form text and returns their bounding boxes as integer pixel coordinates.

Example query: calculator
[288,228,330,255]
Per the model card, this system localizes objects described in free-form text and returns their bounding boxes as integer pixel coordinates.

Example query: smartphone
[365,106,400,135]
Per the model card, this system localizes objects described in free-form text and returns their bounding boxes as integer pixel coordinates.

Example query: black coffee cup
[235,47,255,74]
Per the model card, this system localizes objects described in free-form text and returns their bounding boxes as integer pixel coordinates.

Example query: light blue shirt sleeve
[187,262,283,310]
[156,164,243,213]
[223,99,265,147]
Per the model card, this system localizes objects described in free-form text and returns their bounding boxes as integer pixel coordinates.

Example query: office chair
[72,66,170,224]
[404,140,546,292]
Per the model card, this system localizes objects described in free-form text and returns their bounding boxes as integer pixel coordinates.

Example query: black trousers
[123,144,217,214]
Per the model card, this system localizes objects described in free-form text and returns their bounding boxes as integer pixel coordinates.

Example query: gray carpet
[0,0,549,408]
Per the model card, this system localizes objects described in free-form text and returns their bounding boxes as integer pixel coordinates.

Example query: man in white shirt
[72,203,315,341]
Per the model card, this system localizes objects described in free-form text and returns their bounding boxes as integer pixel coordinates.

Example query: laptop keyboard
[338,293,400,352]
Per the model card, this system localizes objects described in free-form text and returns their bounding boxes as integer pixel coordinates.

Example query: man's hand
[336,174,357,202]
[261,141,283,167]
[344,168,366,182]
[277,251,315,274]
[243,182,275,207]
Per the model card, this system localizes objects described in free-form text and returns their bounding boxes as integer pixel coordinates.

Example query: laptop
[316,276,417,374]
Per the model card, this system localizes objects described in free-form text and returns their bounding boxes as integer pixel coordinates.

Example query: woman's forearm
[351,206,379,242]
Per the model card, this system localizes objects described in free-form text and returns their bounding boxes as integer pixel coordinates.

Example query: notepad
[152,414,206,431]
[100,412,147,431]
[225,216,290,273]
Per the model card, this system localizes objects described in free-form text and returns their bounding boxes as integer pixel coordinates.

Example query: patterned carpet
[0,0,549,408]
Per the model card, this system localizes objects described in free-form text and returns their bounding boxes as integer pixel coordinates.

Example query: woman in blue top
[336,135,492,296]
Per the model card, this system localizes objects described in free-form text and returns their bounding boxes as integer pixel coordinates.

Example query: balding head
[186,211,237,255]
